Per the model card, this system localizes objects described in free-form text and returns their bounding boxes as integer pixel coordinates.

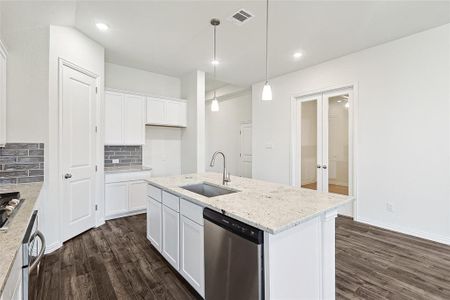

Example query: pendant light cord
[265,0,269,84]
[213,24,217,99]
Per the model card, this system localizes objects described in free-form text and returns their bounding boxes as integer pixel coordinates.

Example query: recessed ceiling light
[293,52,303,59]
[211,59,220,65]
[96,23,109,31]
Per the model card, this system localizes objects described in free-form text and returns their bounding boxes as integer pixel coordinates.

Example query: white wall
[105,62,182,175]
[47,25,104,251]
[1,7,49,142]
[205,92,252,176]
[143,126,181,176]
[181,70,205,174]
[252,24,450,244]
[105,62,181,98]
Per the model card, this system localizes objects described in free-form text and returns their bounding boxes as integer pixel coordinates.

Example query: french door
[298,88,352,199]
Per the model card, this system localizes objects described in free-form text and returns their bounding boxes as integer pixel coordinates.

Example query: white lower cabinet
[180,215,205,297]
[105,171,151,220]
[162,204,180,270]
[1,246,22,300]
[105,182,128,217]
[146,185,205,298]
[147,197,162,252]
[128,181,147,211]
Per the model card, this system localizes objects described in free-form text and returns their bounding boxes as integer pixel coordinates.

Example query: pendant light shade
[211,18,220,112]
[261,0,272,101]
[262,82,272,101]
[211,98,220,112]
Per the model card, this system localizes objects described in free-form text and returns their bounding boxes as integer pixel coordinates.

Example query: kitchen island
[146,173,353,299]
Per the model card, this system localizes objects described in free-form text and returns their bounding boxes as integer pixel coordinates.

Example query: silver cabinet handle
[29,230,45,273]
[316,165,322,169]
[64,173,72,179]
[322,165,327,170]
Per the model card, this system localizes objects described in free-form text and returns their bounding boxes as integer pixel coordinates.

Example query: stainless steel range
[0,191,24,232]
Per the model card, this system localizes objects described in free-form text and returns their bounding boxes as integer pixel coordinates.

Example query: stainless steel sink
[180,182,239,198]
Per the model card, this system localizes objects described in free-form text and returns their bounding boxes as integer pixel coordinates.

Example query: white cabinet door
[165,101,186,127]
[128,181,147,211]
[105,182,128,217]
[180,215,204,297]
[147,197,162,252]
[147,98,166,125]
[162,205,179,270]
[123,94,145,145]
[105,92,123,145]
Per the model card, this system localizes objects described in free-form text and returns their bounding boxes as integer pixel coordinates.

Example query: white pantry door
[239,123,252,178]
[61,64,97,242]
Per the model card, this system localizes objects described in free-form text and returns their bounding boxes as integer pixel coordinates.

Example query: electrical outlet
[386,202,394,212]
[112,159,120,164]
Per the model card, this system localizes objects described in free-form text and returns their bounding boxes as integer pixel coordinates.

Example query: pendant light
[211,18,220,112]
[262,0,272,101]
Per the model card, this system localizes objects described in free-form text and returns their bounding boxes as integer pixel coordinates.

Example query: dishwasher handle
[203,208,263,244]
[29,230,45,273]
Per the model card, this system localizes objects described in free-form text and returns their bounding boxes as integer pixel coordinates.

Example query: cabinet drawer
[162,191,179,212]
[147,185,162,202]
[180,198,204,225]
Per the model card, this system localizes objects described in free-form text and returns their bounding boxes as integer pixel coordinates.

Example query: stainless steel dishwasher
[203,208,264,300]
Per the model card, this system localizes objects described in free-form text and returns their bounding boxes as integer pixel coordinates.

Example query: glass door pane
[300,99,319,190]
[327,94,349,195]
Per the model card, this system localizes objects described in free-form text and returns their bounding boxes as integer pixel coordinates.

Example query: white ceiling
[2,1,450,86]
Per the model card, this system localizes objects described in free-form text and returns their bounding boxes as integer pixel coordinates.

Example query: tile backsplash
[0,143,45,184]
[104,145,142,167]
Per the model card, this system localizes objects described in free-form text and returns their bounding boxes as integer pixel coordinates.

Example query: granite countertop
[146,173,353,234]
[105,165,152,174]
[0,182,43,294]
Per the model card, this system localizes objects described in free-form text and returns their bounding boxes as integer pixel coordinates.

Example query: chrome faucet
[209,151,231,185]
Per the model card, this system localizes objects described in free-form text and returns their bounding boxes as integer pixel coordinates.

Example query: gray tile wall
[0,143,45,184]
[104,145,142,167]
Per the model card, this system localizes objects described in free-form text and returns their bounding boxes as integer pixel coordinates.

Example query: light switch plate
[112,159,120,164]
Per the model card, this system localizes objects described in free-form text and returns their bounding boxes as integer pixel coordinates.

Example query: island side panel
[322,209,338,300]
[264,210,337,300]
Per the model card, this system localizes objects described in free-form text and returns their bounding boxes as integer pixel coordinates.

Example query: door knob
[322,165,327,170]
[316,165,322,169]
[64,173,72,179]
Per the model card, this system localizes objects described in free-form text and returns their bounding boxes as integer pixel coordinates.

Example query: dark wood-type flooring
[30,214,201,300]
[336,216,450,300]
[31,214,450,300]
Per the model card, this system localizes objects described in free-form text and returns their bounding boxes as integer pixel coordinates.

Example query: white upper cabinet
[146,98,166,125]
[105,92,123,145]
[123,94,145,145]
[0,41,7,147]
[105,91,145,145]
[146,97,187,127]
[165,101,187,127]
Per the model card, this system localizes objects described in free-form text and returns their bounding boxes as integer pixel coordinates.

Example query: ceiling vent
[228,9,254,25]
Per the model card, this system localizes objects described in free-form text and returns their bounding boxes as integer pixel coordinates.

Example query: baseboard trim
[45,241,63,254]
[105,209,146,221]
[357,217,450,246]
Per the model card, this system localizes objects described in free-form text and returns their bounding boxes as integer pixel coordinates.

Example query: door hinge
[95,165,98,172]
[95,126,98,133]
[95,204,98,211]
[95,87,98,94]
